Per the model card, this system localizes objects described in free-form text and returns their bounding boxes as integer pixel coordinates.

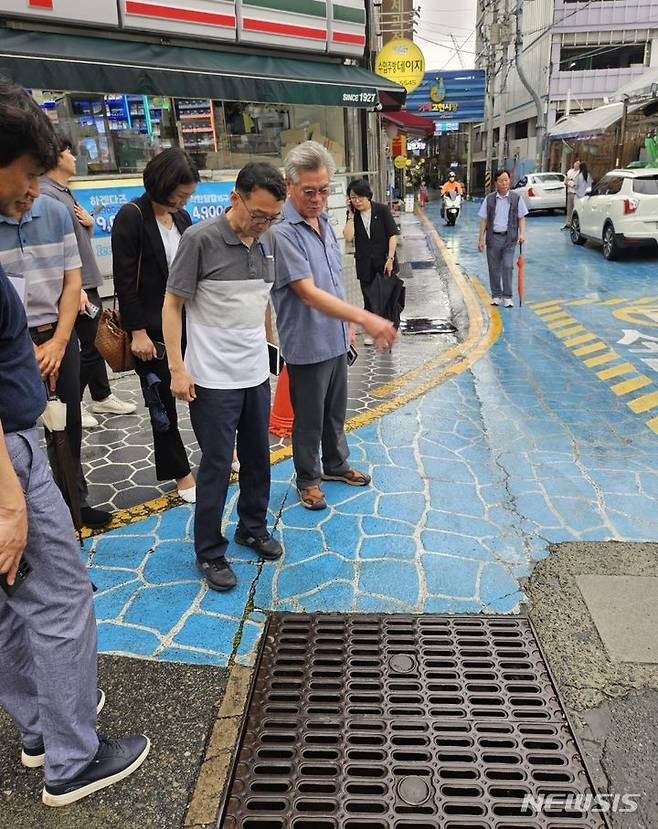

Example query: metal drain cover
[219,614,608,829]
[400,317,457,335]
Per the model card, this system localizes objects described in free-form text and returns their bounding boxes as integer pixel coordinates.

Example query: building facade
[473,0,658,185]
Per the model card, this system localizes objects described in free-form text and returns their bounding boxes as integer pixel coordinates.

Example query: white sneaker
[90,394,137,415]
[491,297,501,306]
[81,405,99,429]
[177,486,196,504]
[504,298,514,308]
[363,336,374,346]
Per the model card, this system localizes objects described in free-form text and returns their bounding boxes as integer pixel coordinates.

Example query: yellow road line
[573,342,607,357]
[529,299,565,310]
[628,390,658,414]
[584,352,619,367]
[548,317,579,329]
[596,363,636,380]
[610,376,653,396]
[565,298,599,306]
[564,333,597,347]
[92,210,500,535]
[601,298,628,306]
[555,325,585,338]
[647,416,658,434]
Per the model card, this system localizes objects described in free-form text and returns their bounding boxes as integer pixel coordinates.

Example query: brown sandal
[298,485,328,510]
[321,467,371,486]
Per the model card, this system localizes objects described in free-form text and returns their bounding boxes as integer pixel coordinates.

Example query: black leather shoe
[197,557,237,591]
[80,506,112,529]
[42,734,150,806]
[234,531,283,561]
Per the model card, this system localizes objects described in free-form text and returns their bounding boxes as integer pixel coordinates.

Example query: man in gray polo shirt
[270,141,397,511]
[0,171,111,529]
[163,162,286,592]
[40,132,135,428]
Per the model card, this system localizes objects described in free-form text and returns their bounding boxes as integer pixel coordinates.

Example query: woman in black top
[112,149,199,502]
[343,178,400,323]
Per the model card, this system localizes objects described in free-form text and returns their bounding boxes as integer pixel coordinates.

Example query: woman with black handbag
[343,178,401,342]
[112,149,200,502]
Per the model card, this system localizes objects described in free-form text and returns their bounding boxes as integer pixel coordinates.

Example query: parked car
[570,169,658,260]
[512,172,566,212]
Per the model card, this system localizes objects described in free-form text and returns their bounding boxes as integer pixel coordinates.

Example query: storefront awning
[0,28,406,110]
[549,102,643,140]
[382,110,435,138]
[611,67,658,103]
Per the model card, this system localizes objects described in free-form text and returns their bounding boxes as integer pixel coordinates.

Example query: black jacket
[352,200,399,283]
[112,193,191,336]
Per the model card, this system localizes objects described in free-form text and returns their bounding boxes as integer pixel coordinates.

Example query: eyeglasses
[237,191,282,224]
[349,194,367,201]
[299,186,331,199]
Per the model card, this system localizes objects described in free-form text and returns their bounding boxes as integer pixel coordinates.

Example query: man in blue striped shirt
[0,159,110,528]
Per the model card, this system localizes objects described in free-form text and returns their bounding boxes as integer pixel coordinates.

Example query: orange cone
[269,364,294,437]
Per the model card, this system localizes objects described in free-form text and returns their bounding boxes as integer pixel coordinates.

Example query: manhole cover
[408,260,435,269]
[400,317,457,335]
[219,614,609,828]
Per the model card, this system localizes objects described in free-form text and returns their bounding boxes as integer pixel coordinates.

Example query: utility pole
[514,0,545,171]
[559,88,571,174]
[483,3,496,192]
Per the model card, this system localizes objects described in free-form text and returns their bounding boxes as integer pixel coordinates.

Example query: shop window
[32,90,349,177]
[559,43,647,71]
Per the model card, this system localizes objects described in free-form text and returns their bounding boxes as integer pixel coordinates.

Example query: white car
[512,172,566,212]
[570,169,658,260]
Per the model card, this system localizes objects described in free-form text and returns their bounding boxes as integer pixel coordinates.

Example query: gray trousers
[486,234,515,299]
[287,355,351,490]
[0,429,98,784]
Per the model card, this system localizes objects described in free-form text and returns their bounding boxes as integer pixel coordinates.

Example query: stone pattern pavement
[80,216,456,512]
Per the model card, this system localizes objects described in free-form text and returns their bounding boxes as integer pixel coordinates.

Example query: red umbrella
[517,242,525,306]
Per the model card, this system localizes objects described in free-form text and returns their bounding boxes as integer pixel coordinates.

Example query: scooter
[443,190,462,226]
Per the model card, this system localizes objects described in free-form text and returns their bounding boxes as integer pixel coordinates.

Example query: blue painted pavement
[86,202,658,666]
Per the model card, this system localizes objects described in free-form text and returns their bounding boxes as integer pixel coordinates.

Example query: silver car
[512,172,566,213]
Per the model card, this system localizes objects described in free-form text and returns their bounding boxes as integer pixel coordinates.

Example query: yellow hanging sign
[394,155,408,170]
[375,39,426,94]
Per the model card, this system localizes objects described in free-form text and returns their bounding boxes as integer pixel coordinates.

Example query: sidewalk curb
[183,664,253,829]
[92,212,501,537]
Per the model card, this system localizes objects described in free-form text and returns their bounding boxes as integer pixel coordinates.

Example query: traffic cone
[269,364,294,437]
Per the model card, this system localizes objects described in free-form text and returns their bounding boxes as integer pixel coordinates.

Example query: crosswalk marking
[628,390,658,414]
[548,317,579,329]
[555,325,585,338]
[573,342,607,356]
[584,352,620,367]
[597,363,636,380]
[610,376,653,396]
[647,416,658,434]
[564,333,597,347]
[542,312,571,322]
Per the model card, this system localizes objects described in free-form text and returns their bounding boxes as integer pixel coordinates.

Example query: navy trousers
[190,380,271,562]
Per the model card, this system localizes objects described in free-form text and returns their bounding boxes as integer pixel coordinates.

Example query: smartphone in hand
[268,342,284,375]
[346,344,358,366]
[84,303,100,319]
[0,558,32,597]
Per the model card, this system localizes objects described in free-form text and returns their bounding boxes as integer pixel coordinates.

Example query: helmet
[448,171,456,179]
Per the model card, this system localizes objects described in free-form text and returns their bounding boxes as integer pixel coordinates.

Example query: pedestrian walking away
[0,107,110,530]
[563,159,580,228]
[478,169,528,308]
[270,141,397,512]
[418,179,429,207]
[39,132,135,429]
[112,148,199,502]
[343,177,400,334]
[163,162,286,592]
[0,79,149,809]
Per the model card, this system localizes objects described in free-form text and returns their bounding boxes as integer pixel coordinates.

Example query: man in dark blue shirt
[0,80,149,807]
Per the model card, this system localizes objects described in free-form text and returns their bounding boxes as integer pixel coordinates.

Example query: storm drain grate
[219,614,609,829]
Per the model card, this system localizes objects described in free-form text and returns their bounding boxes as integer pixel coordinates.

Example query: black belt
[493,231,507,236]
[29,323,55,334]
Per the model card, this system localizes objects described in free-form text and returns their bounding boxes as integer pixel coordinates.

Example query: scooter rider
[440,171,464,198]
